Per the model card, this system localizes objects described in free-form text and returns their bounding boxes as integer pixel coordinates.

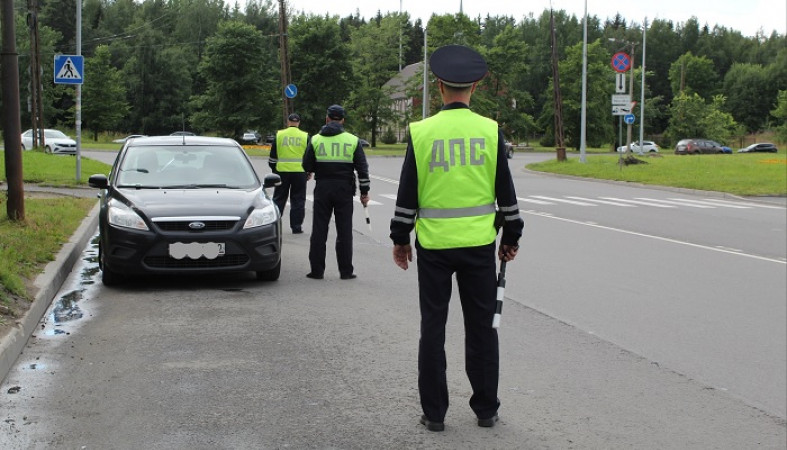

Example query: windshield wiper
[116,184,161,189]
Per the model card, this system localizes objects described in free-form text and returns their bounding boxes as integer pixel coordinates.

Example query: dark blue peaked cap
[327,104,345,120]
[430,45,488,87]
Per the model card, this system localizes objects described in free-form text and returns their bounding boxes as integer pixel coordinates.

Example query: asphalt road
[1,151,784,448]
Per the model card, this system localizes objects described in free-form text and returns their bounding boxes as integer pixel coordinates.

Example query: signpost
[611,52,631,73]
[284,83,297,99]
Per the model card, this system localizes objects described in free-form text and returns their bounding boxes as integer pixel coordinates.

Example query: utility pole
[28,0,44,148]
[550,10,566,161]
[278,0,291,127]
[2,0,25,220]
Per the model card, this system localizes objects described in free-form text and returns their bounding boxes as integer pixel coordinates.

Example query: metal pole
[579,0,587,163]
[422,27,428,119]
[75,0,82,181]
[625,42,635,154]
[639,19,647,151]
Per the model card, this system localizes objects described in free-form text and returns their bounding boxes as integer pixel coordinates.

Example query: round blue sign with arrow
[624,113,636,124]
[284,84,298,99]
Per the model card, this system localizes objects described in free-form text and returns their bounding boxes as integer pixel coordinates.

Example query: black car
[737,143,778,153]
[88,136,282,286]
[674,138,725,154]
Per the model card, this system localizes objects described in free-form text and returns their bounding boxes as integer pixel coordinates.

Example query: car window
[117,146,258,188]
[44,130,68,139]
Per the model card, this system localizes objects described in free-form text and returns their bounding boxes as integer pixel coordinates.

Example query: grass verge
[0,150,114,186]
[527,153,787,197]
[0,196,97,322]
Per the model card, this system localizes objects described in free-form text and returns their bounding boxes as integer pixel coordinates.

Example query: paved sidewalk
[0,183,100,383]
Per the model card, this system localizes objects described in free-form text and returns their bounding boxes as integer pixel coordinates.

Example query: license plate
[169,242,225,260]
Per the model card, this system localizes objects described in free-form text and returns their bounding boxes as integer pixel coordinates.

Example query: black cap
[327,104,345,120]
[288,113,301,122]
[430,45,488,88]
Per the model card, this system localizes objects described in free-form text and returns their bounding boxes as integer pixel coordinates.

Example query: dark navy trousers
[415,241,500,422]
[308,179,354,277]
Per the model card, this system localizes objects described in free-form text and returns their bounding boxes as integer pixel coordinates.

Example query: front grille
[144,254,249,269]
[155,220,238,232]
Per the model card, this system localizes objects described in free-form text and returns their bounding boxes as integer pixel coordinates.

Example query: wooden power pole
[2,0,25,220]
[278,0,292,127]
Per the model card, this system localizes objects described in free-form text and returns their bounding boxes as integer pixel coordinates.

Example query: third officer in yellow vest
[390,45,524,432]
[302,104,370,280]
[269,113,309,233]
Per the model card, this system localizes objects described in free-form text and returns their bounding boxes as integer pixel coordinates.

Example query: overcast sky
[261,0,786,38]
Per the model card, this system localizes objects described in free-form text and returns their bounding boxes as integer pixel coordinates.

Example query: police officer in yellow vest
[389,45,524,432]
[268,113,310,234]
[302,104,370,280]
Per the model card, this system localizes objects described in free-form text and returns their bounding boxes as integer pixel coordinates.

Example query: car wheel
[256,260,281,281]
[98,243,123,286]
[45,145,52,154]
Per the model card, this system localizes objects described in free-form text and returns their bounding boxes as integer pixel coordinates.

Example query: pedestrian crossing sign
[54,55,83,85]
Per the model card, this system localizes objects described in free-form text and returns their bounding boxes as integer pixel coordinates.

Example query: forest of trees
[5,0,787,150]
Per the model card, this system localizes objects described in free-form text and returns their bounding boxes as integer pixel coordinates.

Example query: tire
[98,243,123,286]
[256,260,281,281]
[45,145,52,154]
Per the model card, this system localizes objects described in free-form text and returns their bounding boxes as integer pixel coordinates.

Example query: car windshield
[44,130,68,139]
[116,145,258,189]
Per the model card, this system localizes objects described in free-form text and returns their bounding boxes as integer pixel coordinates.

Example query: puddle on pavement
[41,232,101,337]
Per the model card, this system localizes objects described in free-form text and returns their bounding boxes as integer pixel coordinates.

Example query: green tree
[347,14,403,145]
[771,90,787,143]
[479,25,535,142]
[723,63,771,132]
[288,14,353,134]
[191,21,276,138]
[82,45,129,140]
[669,52,720,99]
[665,92,738,143]
[540,40,613,149]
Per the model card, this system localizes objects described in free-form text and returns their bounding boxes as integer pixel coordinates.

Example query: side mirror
[263,173,281,189]
[88,174,108,188]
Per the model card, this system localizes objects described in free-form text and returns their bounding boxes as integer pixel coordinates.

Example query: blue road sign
[611,52,631,73]
[624,113,636,124]
[284,84,298,99]
[54,55,83,85]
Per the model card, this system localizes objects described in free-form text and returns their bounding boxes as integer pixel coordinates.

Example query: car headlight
[108,198,149,230]
[243,204,278,229]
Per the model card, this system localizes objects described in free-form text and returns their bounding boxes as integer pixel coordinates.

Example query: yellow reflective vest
[275,127,308,172]
[410,108,498,249]
[311,132,358,162]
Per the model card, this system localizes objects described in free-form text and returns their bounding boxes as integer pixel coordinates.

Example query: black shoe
[292,228,303,234]
[420,415,444,432]
[477,414,499,428]
[340,273,357,280]
[306,272,323,279]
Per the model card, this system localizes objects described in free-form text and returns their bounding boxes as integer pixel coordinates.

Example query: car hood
[118,187,270,218]
[48,138,76,144]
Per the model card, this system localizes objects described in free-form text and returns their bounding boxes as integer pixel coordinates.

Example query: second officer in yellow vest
[268,113,309,233]
[302,104,370,280]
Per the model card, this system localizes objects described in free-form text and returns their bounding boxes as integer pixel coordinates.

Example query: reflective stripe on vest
[275,127,308,172]
[311,132,358,163]
[411,108,499,249]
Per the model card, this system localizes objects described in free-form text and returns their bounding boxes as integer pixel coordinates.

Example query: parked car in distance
[112,134,147,144]
[737,143,778,153]
[88,135,283,286]
[263,134,275,145]
[721,145,733,154]
[359,139,371,148]
[241,130,261,144]
[616,140,660,153]
[505,141,514,159]
[20,128,77,155]
[170,131,196,136]
[674,138,724,154]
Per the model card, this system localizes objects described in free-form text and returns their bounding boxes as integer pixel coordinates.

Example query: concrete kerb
[0,202,100,384]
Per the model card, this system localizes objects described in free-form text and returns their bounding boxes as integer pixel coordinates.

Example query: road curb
[0,202,99,384]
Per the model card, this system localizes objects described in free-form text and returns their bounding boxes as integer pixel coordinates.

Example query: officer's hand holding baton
[493,244,519,329]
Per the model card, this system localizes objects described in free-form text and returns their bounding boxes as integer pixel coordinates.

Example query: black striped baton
[492,260,506,328]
